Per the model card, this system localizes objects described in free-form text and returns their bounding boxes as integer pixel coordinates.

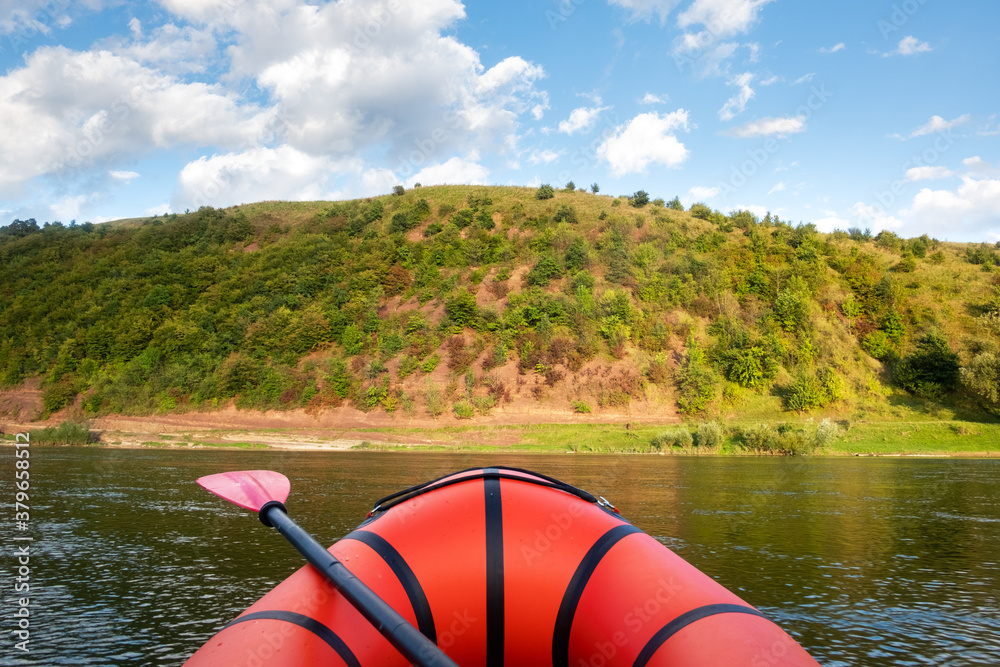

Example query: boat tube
[185,466,821,666]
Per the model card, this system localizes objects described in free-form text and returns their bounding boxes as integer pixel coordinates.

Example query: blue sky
[1,0,997,240]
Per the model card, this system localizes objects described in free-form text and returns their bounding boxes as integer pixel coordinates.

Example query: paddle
[197,470,460,667]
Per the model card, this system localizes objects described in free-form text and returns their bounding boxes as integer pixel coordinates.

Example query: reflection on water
[1,449,998,665]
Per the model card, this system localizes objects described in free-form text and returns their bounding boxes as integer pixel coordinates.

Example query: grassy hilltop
[2,183,1000,453]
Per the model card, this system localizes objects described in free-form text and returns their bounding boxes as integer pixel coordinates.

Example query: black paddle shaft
[261,503,460,667]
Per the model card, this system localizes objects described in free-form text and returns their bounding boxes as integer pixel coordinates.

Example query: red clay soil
[0,357,680,449]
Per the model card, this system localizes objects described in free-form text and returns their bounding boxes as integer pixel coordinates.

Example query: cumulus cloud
[767,181,785,195]
[688,185,720,200]
[477,56,545,94]
[670,0,774,79]
[900,175,1000,238]
[904,166,954,182]
[50,193,98,222]
[851,202,905,232]
[734,204,768,219]
[724,116,806,138]
[718,72,754,121]
[964,156,1000,176]
[406,156,489,188]
[0,0,549,214]
[360,167,400,195]
[813,211,851,232]
[96,22,217,75]
[819,42,845,54]
[597,111,690,176]
[640,93,669,105]
[558,105,607,135]
[218,1,547,161]
[0,46,275,195]
[677,0,775,35]
[528,149,561,165]
[174,145,343,210]
[894,35,932,56]
[532,100,550,120]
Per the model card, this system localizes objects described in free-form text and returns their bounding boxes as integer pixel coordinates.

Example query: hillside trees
[961,314,1000,409]
[894,333,958,390]
[0,185,994,421]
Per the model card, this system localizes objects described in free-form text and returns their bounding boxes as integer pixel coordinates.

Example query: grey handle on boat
[261,503,460,667]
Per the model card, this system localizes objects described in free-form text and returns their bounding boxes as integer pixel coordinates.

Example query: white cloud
[406,156,489,187]
[607,0,681,23]
[725,115,806,138]
[793,73,815,85]
[734,204,767,219]
[688,185,720,200]
[110,170,140,182]
[640,92,669,104]
[900,176,1000,238]
[0,0,78,35]
[0,46,275,196]
[558,105,607,135]
[96,22,217,75]
[685,41,741,78]
[767,181,785,195]
[964,156,1000,176]
[813,211,851,232]
[528,150,561,165]
[819,42,845,54]
[174,145,345,210]
[904,166,954,182]
[145,203,172,216]
[50,193,97,222]
[677,0,776,38]
[360,167,400,195]
[597,110,690,176]
[0,0,549,211]
[669,0,775,75]
[908,114,971,139]
[155,0,247,25]
[851,202,905,232]
[166,0,546,163]
[895,35,931,56]
[477,56,545,94]
[760,74,779,86]
[718,72,754,121]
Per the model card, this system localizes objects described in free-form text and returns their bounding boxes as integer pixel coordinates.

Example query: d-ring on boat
[186,466,821,666]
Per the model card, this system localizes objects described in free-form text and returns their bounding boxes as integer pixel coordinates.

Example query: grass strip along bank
[6,419,999,456]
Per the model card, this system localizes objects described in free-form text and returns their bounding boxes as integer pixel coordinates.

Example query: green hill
[2,184,1000,449]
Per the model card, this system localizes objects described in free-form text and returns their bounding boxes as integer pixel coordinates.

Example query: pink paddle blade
[197,470,290,512]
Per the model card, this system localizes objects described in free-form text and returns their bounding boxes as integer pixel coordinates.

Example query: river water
[1,448,998,666]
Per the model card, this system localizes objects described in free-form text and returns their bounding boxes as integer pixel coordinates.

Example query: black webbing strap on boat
[484,468,505,667]
[225,610,361,667]
[365,466,600,519]
[552,523,643,667]
[631,603,767,667]
[341,530,437,643]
